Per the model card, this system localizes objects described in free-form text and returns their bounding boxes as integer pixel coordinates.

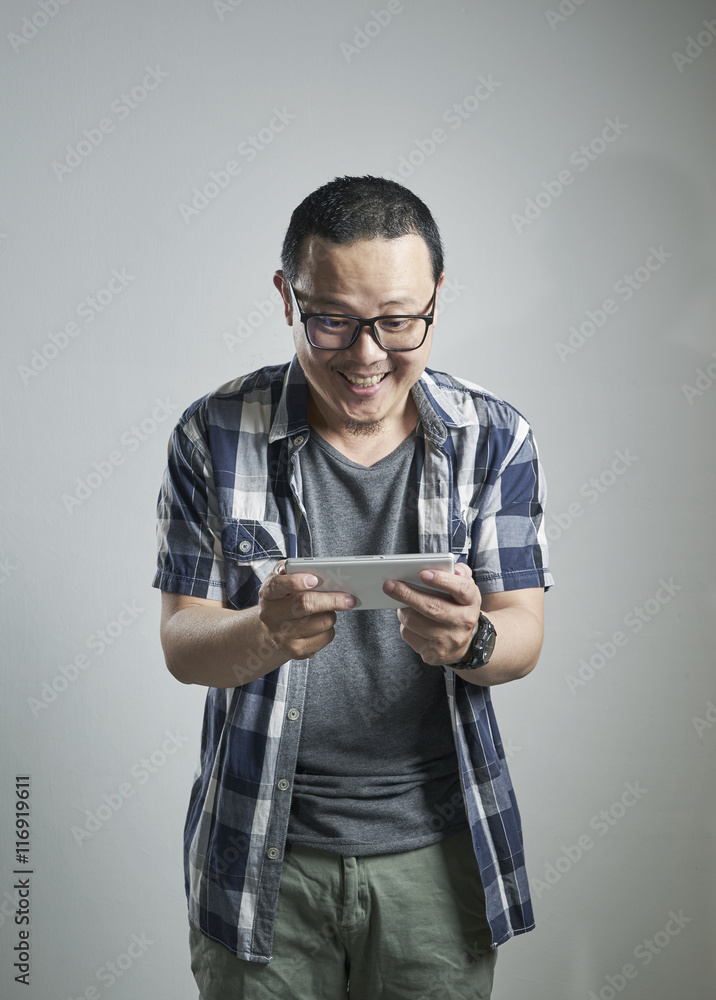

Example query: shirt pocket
[220,518,288,608]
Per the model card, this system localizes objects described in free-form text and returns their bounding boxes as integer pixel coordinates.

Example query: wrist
[449,612,497,669]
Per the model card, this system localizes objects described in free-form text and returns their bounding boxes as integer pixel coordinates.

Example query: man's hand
[384,561,481,666]
[258,561,356,661]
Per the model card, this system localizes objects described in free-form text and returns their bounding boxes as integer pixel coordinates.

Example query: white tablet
[283,553,456,610]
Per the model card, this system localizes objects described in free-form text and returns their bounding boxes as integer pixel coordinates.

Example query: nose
[345,322,388,364]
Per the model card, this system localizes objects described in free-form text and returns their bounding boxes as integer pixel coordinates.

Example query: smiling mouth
[339,372,390,387]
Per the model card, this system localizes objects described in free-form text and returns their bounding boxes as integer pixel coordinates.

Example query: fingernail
[384,580,396,593]
[345,596,357,608]
[421,571,434,581]
[305,575,318,588]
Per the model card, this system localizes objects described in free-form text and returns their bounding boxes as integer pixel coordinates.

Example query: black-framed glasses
[290,282,438,352]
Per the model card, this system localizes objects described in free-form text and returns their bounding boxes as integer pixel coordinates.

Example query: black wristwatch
[449,613,497,669]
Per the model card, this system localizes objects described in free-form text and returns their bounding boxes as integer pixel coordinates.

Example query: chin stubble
[340,416,384,436]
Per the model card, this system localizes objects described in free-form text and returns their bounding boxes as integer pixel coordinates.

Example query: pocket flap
[221,520,287,561]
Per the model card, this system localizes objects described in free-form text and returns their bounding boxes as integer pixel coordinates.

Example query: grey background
[1,0,714,997]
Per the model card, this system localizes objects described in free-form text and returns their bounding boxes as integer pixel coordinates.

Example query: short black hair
[280,175,444,285]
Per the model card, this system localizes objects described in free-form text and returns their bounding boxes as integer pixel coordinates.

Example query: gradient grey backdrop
[1,0,714,997]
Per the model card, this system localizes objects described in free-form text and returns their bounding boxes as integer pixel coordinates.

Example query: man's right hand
[258,561,356,661]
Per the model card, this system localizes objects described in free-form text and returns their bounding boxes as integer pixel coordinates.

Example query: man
[153,175,553,999]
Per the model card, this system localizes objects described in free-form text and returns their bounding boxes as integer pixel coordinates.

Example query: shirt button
[287,708,300,720]
[266,847,280,860]
[293,435,305,446]
[277,779,290,791]
[239,540,252,554]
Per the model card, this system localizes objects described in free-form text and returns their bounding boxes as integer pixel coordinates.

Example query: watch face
[481,630,497,662]
[473,615,496,664]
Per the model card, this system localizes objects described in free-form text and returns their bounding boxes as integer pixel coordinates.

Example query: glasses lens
[375,317,428,350]
[305,316,429,351]
[306,316,358,349]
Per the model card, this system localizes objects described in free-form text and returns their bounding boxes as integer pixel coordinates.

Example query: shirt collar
[268,356,476,446]
[268,355,311,443]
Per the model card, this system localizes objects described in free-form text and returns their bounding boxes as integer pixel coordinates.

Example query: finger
[396,607,447,641]
[277,611,337,639]
[261,566,320,601]
[415,566,477,605]
[398,622,440,665]
[264,563,357,608]
[291,626,337,660]
[398,621,420,654]
[385,582,457,621]
[383,577,473,620]
[261,591,353,628]
[397,604,477,648]
[281,589,355,618]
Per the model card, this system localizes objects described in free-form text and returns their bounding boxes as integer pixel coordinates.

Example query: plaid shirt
[153,355,553,963]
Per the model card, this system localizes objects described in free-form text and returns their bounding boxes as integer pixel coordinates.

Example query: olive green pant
[189,827,497,999]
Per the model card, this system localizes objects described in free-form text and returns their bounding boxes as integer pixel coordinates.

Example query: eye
[316,316,351,333]
[378,318,411,332]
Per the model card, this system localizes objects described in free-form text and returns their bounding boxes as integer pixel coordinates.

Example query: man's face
[275,234,443,438]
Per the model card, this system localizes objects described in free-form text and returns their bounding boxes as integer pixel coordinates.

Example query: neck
[307,395,419,466]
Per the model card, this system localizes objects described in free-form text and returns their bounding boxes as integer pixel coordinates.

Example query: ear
[432,272,446,325]
[273,271,294,325]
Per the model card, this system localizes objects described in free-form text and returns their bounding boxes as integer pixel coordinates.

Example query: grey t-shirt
[286,428,469,855]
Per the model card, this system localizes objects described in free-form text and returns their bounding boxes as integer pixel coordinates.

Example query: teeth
[342,372,387,386]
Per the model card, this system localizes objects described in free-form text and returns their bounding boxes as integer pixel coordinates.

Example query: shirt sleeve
[470,416,553,594]
[152,414,227,600]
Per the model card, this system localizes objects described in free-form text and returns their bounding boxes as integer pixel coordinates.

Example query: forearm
[449,604,543,687]
[161,604,288,687]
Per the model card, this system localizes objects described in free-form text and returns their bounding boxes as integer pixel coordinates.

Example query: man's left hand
[383,561,481,666]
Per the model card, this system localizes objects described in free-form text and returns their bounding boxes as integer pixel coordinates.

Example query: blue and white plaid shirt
[153,355,553,963]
